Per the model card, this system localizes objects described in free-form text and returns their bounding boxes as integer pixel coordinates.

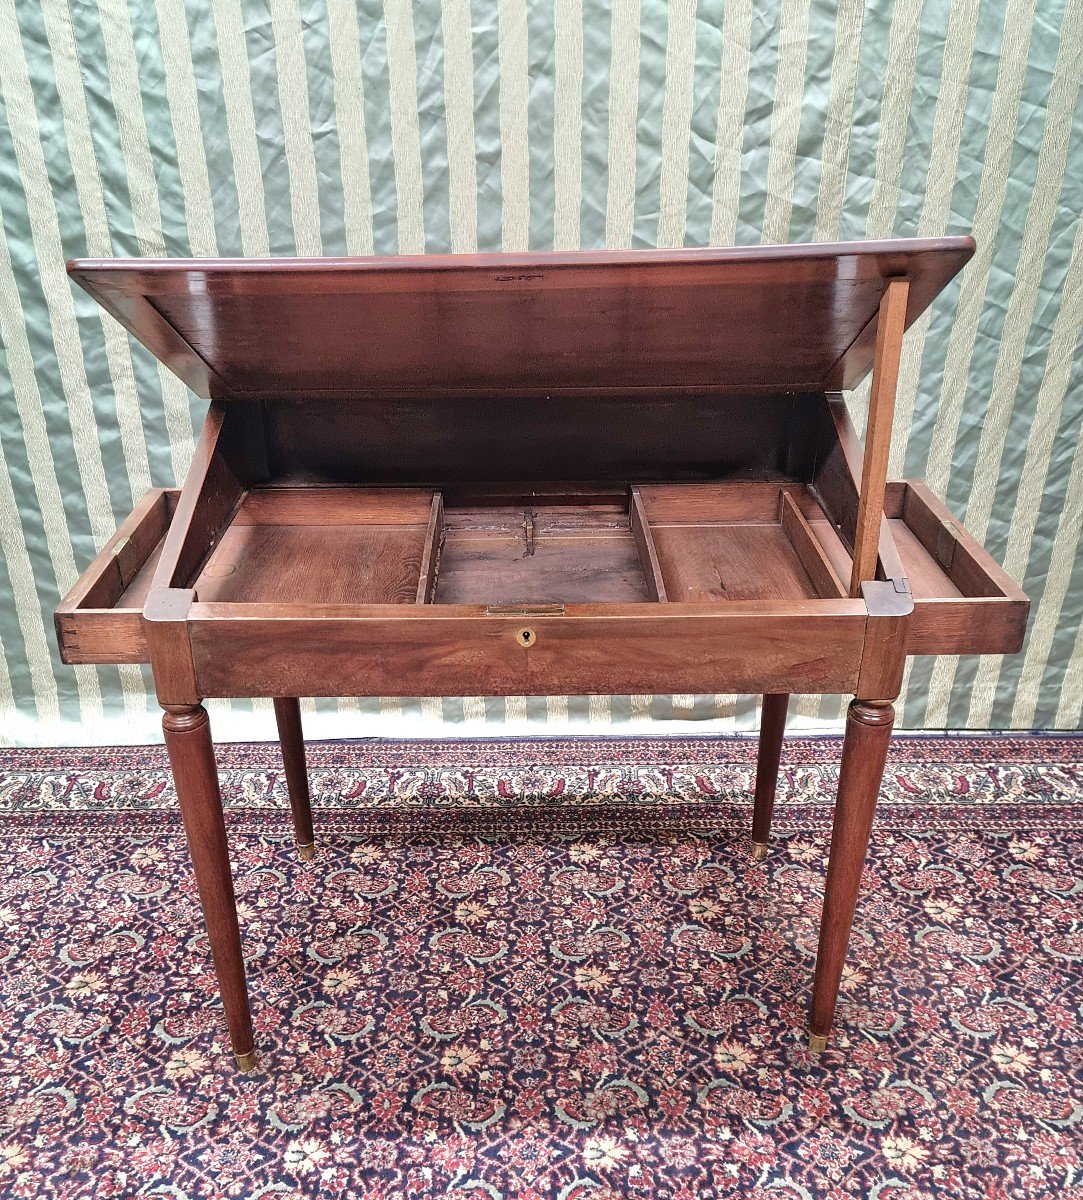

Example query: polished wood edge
[187,598,870,620]
[67,237,977,279]
[66,270,229,400]
[629,487,667,602]
[823,241,972,390]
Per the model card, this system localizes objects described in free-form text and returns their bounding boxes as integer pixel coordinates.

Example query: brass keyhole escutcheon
[516,627,536,648]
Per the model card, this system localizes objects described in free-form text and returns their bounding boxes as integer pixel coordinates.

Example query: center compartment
[433,498,654,605]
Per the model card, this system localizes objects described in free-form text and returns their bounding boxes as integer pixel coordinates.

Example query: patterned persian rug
[1,735,1081,1200]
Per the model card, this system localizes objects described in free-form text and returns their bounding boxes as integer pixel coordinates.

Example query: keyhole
[516,628,535,648]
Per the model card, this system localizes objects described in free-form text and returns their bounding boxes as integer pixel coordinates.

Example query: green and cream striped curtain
[0,0,1080,745]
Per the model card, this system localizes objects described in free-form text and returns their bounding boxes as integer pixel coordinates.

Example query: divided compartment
[636,483,848,602]
[56,476,1027,667]
[193,487,441,605]
[197,482,850,610]
[413,483,848,607]
[193,484,674,609]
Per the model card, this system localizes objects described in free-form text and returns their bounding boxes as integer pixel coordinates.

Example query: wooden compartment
[56,473,1026,672]
[802,480,1029,655]
[55,488,178,664]
[637,483,846,602]
[885,481,1028,655]
[194,487,438,605]
[432,490,661,605]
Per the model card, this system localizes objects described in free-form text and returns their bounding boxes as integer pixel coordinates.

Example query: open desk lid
[68,238,973,401]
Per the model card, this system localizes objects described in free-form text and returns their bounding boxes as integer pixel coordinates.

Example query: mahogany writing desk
[57,240,1028,1071]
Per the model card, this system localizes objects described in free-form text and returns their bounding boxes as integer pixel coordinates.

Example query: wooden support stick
[849,279,909,596]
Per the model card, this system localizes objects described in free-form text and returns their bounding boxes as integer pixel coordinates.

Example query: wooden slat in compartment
[636,481,825,523]
[630,487,667,601]
[234,487,436,525]
[195,523,428,605]
[415,493,444,603]
[780,493,846,598]
[54,488,178,664]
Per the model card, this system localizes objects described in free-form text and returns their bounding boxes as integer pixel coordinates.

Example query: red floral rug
[1,735,1081,1199]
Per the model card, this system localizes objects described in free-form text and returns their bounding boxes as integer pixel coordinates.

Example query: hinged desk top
[57,236,1025,705]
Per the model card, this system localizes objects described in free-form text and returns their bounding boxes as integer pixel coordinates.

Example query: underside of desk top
[68,238,974,402]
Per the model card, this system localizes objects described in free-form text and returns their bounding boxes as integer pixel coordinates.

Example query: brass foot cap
[296,840,316,862]
[235,1049,258,1074]
[751,841,768,861]
[808,1032,828,1054]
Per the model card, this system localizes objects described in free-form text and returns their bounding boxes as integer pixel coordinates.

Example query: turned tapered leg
[808,698,894,1052]
[751,693,789,859]
[162,704,256,1073]
[273,698,315,860]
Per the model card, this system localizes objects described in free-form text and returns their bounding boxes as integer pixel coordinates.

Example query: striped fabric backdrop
[0,0,1080,745]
